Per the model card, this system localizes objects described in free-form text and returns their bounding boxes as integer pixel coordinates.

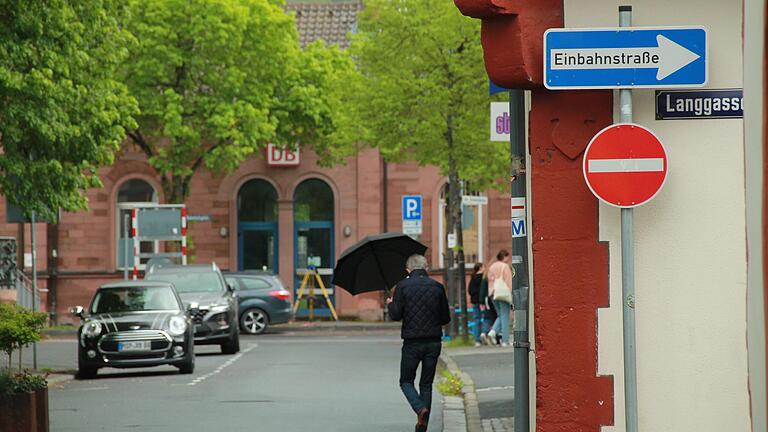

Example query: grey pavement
[446,346,514,432]
[42,333,446,432]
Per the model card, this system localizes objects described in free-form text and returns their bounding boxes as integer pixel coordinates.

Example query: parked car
[223,272,293,335]
[146,264,240,354]
[70,281,195,379]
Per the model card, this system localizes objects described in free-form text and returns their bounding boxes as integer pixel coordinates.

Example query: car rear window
[239,277,272,290]
[147,272,223,293]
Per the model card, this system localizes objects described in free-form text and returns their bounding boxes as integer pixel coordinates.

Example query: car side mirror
[70,306,85,319]
[187,302,199,315]
[226,283,235,293]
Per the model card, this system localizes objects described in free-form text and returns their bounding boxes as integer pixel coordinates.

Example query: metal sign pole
[619,5,639,432]
[509,89,530,432]
[123,214,129,280]
[31,211,38,370]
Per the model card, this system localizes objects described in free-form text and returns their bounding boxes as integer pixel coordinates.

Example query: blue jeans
[473,306,490,342]
[491,300,511,344]
[399,340,442,418]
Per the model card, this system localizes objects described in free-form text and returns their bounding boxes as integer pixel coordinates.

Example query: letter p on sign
[402,196,422,221]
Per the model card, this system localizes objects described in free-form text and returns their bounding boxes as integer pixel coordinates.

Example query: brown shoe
[415,408,429,431]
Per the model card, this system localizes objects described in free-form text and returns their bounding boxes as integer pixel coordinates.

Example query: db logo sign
[266,144,300,167]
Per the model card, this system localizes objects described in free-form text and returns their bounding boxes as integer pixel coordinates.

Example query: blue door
[293,179,335,317]
[238,222,278,272]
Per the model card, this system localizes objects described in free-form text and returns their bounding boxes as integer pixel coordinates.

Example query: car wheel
[240,308,269,335]
[221,331,240,354]
[76,367,98,380]
[178,355,195,374]
[77,348,98,379]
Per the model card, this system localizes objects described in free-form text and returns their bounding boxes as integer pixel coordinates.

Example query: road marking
[476,385,514,393]
[587,158,664,173]
[187,344,257,386]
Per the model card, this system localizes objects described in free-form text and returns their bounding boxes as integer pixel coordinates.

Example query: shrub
[0,303,47,371]
[0,369,47,398]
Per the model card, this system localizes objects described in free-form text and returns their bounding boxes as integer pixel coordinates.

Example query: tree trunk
[448,168,468,341]
[446,114,469,341]
[162,174,192,204]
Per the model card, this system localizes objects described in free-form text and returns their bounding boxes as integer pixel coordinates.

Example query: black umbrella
[333,232,427,296]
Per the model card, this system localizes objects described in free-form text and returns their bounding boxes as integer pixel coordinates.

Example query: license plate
[117,341,151,351]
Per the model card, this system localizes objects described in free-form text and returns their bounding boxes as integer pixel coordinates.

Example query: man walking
[387,254,451,432]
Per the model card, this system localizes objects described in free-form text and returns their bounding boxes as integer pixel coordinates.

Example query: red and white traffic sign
[582,123,668,208]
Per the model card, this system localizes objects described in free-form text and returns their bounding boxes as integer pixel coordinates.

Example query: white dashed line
[187,344,257,386]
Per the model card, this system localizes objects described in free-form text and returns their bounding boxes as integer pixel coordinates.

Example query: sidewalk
[442,345,515,432]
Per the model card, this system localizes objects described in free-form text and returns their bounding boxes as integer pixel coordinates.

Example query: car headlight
[168,316,187,336]
[83,321,102,338]
[209,304,229,313]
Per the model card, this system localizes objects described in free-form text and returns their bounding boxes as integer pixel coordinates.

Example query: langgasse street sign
[656,89,743,120]
[583,124,669,208]
[544,26,708,89]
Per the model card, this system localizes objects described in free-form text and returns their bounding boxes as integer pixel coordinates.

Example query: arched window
[237,179,279,271]
[294,179,334,222]
[439,182,484,267]
[238,179,278,222]
[116,179,158,270]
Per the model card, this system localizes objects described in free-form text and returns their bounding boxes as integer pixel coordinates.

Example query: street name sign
[656,89,743,120]
[544,26,708,89]
[583,124,669,208]
[462,195,489,206]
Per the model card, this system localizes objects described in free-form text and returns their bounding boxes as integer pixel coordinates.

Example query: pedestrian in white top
[486,249,513,346]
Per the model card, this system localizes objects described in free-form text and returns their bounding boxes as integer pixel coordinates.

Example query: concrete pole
[619,6,639,432]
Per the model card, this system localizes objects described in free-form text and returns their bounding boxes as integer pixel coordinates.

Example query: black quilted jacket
[388,269,451,341]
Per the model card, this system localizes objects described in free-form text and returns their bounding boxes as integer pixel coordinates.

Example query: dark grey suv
[146,264,240,354]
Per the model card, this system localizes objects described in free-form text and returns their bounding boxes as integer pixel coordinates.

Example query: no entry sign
[583,123,668,208]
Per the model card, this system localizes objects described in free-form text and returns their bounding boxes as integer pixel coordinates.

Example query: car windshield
[148,272,223,293]
[91,286,179,314]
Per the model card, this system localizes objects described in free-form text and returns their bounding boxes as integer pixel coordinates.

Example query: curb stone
[45,373,74,388]
[439,352,482,432]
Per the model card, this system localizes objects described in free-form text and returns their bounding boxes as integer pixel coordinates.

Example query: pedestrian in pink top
[486,249,513,346]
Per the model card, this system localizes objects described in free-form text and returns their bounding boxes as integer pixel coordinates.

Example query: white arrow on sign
[550,35,700,80]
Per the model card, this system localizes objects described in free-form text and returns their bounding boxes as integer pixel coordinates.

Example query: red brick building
[6,2,512,323]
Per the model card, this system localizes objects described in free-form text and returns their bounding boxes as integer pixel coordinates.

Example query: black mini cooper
[71,281,195,379]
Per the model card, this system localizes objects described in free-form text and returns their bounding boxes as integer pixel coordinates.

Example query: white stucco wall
[563,1,750,431]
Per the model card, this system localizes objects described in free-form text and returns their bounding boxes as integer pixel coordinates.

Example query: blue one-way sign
[544,27,708,90]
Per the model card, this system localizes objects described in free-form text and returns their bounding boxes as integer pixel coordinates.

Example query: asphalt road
[45,333,445,432]
[449,347,514,420]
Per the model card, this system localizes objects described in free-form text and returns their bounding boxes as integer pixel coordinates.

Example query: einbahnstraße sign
[544,26,708,90]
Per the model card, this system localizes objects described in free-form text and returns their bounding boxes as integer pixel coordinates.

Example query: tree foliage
[348,0,508,338]
[0,0,138,219]
[348,0,508,191]
[123,0,357,203]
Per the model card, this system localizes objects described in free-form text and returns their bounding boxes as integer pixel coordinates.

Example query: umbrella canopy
[333,232,427,296]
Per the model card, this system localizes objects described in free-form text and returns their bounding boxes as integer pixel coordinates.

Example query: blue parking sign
[402,196,422,221]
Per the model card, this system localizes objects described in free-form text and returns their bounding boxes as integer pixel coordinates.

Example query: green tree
[349,0,509,339]
[122,0,357,203]
[0,0,138,219]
